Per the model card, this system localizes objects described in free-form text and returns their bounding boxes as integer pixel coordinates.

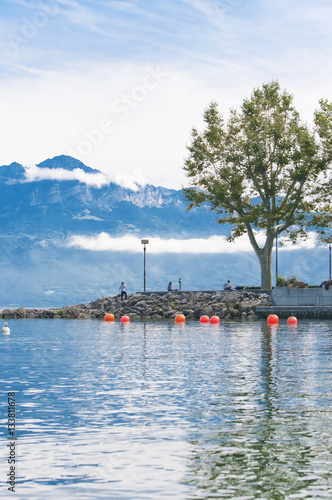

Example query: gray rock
[201,306,213,317]
[2,309,16,319]
[8,290,271,321]
[15,307,26,318]
[240,299,262,311]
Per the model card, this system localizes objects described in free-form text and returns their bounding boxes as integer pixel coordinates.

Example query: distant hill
[0,154,229,237]
[37,155,101,173]
[0,155,327,307]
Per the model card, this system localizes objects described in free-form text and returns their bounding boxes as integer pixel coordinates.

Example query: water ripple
[0,319,332,498]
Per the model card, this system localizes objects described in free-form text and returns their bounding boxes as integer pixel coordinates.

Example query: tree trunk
[245,225,274,290]
[257,244,273,289]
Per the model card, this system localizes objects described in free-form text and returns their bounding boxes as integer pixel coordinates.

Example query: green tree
[183,81,332,289]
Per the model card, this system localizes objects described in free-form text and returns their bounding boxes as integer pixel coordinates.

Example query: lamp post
[273,224,283,287]
[141,239,149,292]
[327,237,332,280]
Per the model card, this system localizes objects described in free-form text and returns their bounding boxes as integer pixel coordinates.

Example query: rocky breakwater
[0,291,272,320]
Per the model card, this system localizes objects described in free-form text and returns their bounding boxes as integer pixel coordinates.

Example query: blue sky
[1,0,332,188]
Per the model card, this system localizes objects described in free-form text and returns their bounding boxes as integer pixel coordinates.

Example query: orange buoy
[287,316,298,325]
[104,313,114,322]
[210,315,220,324]
[175,314,186,323]
[121,315,130,323]
[200,315,209,323]
[267,314,279,325]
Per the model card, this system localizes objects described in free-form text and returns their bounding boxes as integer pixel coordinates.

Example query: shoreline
[0,290,272,321]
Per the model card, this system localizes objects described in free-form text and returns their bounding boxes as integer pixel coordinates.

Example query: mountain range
[0,155,230,237]
[0,155,328,307]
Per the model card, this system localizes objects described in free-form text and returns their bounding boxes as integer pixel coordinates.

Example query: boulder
[2,309,16,319]
[7,290,271,321]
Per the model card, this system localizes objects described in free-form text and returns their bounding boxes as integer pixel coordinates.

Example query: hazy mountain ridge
[37,155,101,173]
[0,155,327,307]
[0,155,227,237]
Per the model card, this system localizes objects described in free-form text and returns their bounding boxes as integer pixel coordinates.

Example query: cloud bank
[22,165,147,190]
[23,165,110,187]
[2,1,332,189]
[66,232,319,254]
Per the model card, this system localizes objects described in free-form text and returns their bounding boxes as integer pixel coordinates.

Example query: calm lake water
[1,318,332,499]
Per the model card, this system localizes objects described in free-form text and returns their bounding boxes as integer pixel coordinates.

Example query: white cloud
[2,1,332,189]
[65,231,319,254]
[279,231,318,250]
[73,209,103,221]
[181,0,240,28]
[23,164,110,187]
[110,169,148,191]
[0,57,329,190]
[22,164,147,190]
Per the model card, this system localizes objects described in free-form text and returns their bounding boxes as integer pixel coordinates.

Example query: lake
[1,318,332,499]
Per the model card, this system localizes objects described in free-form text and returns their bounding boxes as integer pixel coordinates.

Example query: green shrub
[276,276,287,286]
[277,275,308,288]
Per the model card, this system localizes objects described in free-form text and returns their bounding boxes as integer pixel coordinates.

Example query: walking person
[119,282,127,301]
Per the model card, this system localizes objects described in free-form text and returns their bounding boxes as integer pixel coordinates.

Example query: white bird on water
[1,322,10,335]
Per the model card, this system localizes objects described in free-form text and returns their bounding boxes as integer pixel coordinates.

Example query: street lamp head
[326,236,332,244]
[141,239,149,245]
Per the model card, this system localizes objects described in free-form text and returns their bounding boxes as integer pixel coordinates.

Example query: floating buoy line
[267,314,298,326]
[103,313,224,325]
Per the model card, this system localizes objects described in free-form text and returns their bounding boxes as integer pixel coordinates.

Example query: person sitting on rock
[223,280,235,291]
[167,281,178,291]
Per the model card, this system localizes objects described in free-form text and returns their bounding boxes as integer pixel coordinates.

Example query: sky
[1,0,332,189]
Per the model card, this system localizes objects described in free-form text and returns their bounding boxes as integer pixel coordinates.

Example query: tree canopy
[183,81,332,289]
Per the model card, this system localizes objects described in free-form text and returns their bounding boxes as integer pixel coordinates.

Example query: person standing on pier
[119,282,127,301]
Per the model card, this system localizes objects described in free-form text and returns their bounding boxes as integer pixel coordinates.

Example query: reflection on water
[1,319,332,499]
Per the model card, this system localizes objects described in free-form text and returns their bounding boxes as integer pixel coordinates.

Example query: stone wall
[272,286,332,306]
[0,290,272,320]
